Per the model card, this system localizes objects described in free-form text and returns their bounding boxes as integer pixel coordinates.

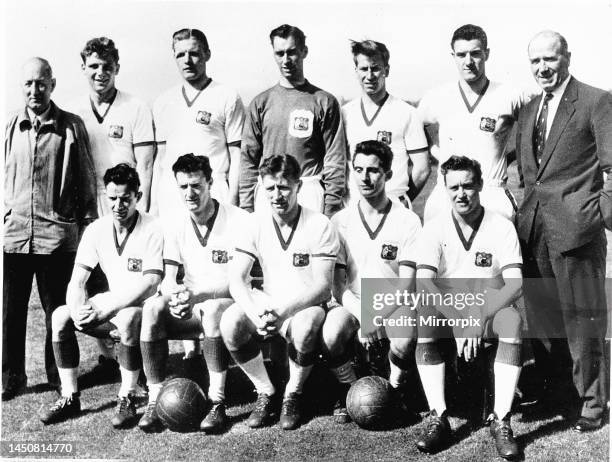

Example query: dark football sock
[141,340,168,384]
[53,338,79,369]
[117,343,142,371]
[203,336,230,372]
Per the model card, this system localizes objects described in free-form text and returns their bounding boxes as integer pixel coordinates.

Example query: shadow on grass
[80,399,118,416]
[26,382,59,395]
[516,418,573,450]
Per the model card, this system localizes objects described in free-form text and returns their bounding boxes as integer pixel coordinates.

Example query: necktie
[534,92,553,166]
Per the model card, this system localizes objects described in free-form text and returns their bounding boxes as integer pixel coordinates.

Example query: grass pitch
[1,313,609,461]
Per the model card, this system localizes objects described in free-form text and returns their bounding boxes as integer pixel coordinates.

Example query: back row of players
[18,22,558,460]
[64,23,525,223]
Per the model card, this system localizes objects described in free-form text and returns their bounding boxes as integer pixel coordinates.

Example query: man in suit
[516,30,612,432]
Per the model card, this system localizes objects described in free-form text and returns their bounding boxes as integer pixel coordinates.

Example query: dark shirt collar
[18,101,60,132]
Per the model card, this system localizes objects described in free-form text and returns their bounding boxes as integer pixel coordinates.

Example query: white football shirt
[67,90,155,215]
[163,200,249,289]
[333,199,421,297]
[153,80,245,219]
[235,206,339,298]
[418,81,526,184]
[76,212,164,293]
[342,94,428,198]
[416,208,522,279]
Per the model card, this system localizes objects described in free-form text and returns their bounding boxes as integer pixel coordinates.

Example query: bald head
[22,57,56,115]
[528,30,571,93]
[22,57,53,79]
[529,31,569,57]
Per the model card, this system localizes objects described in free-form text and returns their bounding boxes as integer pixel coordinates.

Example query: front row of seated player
[40,144,523,460]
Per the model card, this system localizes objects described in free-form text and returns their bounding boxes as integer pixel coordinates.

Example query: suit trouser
[2,252,75,387]
[522,209,608,421]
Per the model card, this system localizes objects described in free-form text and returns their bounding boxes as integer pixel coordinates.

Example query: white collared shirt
[26,105,51,146]
[537,74,571,140]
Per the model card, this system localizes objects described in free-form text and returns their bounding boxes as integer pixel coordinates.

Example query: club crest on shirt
[380,244,398,261]
[127,258,142,272]
[196,110,212,125]
[211,250,229,264]
[108,125,124,138]
[377,130,392,145]
[293,253,310,267]
[479,117,496,132]
[474,252,492,267]
[288,109,314,138]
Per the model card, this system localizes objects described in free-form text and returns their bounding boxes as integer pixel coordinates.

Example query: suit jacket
[516,77,612,253]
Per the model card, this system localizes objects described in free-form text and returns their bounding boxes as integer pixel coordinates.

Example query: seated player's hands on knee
[257,310,279,337]
[168,287,193,320]
[70,303,92,330]
[72,303,103,331]
[357,326,386,350]
[455,334,482,362]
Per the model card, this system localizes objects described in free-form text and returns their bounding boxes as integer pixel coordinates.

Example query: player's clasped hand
[168,288,193,320]
[256,310,279,337]
[71,304,98,331]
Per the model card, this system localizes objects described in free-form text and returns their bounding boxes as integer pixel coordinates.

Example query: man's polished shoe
[138,401,162,432]
[40,393,81,424]
[572,416,602,433]
[488,413,520,460]
[2,374,27,401]
[248,393,275,428]
[415,410,451,454]
[200,401,228,433]
[280,392,303,430]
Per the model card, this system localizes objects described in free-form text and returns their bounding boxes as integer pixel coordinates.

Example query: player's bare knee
[220,304,249,349]
[290,306,325,352]
[117,307,142,346]
[492,307,522,339]
[51,305,74,340]
[200,299,226,335]
[390,337,416,358]
[321,309,357,355]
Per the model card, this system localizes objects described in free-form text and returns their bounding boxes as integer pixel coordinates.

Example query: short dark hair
[451,24,488,50]
[172,28,209,52]
[269,24,306,50]
[350,40,390,67]
[259,154,302,183]
[440,155,483,185]
[103,163,140,193]
[172,153,212,181]
[80,37,119,65]
[353,140,394,173]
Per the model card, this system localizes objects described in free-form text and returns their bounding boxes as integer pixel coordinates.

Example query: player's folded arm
[66,264,94,314]
[184,279,231,305]
[275,257,335,319]
[407,148,431,200]
[159,260,181,295]
[480,266,523,321]
[229,248,263,322]
[332,263,347,306]
[95,271,162,322]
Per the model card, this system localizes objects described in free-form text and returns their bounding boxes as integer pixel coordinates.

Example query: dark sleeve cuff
[416,264,438,273]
